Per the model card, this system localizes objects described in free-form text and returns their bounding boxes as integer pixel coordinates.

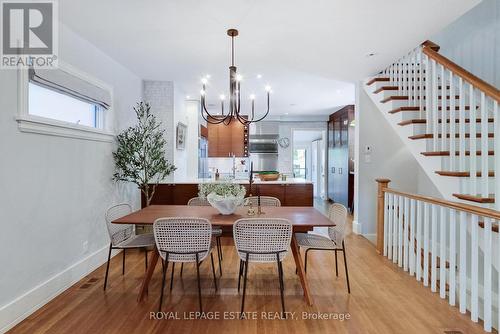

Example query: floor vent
[80,283,92,289]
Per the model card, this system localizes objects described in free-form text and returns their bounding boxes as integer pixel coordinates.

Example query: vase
[206,192,245,215]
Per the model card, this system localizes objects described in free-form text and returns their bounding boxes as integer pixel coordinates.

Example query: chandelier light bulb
[236,74,243,82]
[200,89,206,96]
[249,94,256,100]
[219,94,226,100]
[201,78,208,84]
[257,74,262,79]
[265,85,272,92]
[206,74,211,79]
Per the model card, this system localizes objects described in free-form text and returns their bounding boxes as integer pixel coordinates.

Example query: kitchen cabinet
[207,117,248,157]
[142,182,313,207]
[327,105,354,211]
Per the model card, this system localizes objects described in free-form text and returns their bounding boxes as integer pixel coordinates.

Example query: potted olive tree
[113,101,176,207]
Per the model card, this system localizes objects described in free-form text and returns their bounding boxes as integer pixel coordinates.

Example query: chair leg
[144,249,148,271]
[218,236,223,261]
[334,249,339,277]
[240,253,249,318]
[210,252,218,291]
[304,249,310,274]
[158,253,169,312]
[103,243,112,291]
[122,249,126,275]
[180,263,184,277]
[238,259,243,292]
[276,253,286,318]
[195,253,203,313]
[342,241,351,294]
[170,262,176,291]
[216,237,223,276]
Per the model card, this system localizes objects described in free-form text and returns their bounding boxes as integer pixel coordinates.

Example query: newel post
[375,178,391,254]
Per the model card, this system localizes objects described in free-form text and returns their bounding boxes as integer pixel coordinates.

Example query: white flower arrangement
[198,182,246,215]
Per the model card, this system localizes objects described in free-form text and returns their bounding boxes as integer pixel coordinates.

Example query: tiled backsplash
[207,157,250,178]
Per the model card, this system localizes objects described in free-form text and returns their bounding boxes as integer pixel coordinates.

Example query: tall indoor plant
[113,101,176,206]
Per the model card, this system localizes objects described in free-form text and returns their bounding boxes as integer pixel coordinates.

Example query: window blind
[29,67,111,109]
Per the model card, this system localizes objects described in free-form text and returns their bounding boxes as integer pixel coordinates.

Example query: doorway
[292,129,327,199]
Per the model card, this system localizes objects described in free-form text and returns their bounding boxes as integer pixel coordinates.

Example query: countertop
[162,178,313,185]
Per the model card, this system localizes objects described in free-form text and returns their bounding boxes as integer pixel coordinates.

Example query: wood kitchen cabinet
[142,182,313,207]
[207,117,248,157]
[327,105,355,212]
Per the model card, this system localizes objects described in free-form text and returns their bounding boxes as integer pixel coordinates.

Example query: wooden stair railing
[369,40,499,208]
[376,179,500,332]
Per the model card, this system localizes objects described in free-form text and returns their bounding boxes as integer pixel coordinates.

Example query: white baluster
[483,217,492,332]
[384,192,389,257]
[408,53,413,108]
[432,60,439,151]
[388,193,393,260]
[425,54,431,136]
[423,202,430,286]
[416,200,423,281]
[495,101,499,210]
[459,77,466,172]
[409,198,416,276]
[471,214,479,322]
[449,71,456,171]
[449,209,456,306]
[403,197,410,271]
[480,92,488,198]
[431,204,438,292]
[419,49,424,119]
[398,62,403,96]
[439,206,447,299]
[470,85,477,196]
[441,65,447,152]
[393,194,399,263]
[459,211,467,313]
[398,195,404,267]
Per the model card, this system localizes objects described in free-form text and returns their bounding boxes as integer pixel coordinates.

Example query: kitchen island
[142,179,314,207]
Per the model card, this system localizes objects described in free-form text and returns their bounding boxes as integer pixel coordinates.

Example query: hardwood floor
[9,226,485,334]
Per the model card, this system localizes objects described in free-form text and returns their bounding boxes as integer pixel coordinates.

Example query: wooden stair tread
[435,170,495,177]
[381,95,460,103]
[375,85,450,93]
[409,133,494,140]
[388,106,420,114]
[421,150,494,156]
[453,193,495,204]
[478,221,500,232]
[366,77,390,85]
[398,118,494,125]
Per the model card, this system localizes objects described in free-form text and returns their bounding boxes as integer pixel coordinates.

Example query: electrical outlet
[83,241,89,252]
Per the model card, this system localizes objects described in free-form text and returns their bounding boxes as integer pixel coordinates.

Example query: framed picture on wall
[176,122,187,150]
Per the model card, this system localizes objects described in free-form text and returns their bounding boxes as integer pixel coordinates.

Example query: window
[293,148,307,179]
[28,83,102,128]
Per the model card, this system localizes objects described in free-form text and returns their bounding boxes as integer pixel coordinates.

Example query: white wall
[0,24,143,331]
[354,83,420,239]
[432,0,500,87]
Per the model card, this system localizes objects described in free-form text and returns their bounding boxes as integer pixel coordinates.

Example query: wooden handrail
[422,42,500,102]
[383,187,500,220]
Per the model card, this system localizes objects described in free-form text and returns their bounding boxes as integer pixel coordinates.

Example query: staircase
[369,41,500,332]
[365,40,500,209]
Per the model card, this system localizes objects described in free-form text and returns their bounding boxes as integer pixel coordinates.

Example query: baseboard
[362,233,377,244]
[351,219,361,234]
[0,245,119,333]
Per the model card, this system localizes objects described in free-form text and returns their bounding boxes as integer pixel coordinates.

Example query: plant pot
[206,192,245,215]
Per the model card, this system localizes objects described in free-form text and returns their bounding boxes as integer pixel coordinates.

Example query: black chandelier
[200,29,271,125]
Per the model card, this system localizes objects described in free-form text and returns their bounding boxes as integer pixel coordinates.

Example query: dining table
[112,205,335,306]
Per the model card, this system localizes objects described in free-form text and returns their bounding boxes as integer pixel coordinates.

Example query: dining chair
[294,203,350,293]
[187,197,223,275]
[153,217,218,313]
[245,196,281,207]
[233,218,292,318]
[103,203,155,291]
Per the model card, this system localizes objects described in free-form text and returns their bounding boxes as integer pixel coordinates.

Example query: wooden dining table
[112,205,335,306]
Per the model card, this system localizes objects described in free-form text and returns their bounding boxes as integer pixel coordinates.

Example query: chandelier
[200,29,271,125]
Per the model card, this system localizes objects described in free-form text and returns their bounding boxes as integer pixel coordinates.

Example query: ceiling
[59,0,480,116]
